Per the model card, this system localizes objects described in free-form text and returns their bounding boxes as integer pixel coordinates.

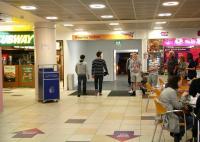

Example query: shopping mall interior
[0,0,200,142]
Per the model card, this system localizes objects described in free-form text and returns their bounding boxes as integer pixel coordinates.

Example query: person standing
[129,52,142,96]
[126,53,132,87]
[92,51,108,96]
[177,56,187,85]
[187,53,197,80]
[167,51,178,78]
[148,55,158,87]
[75,55,89,97]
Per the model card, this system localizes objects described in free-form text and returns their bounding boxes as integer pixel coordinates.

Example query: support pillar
[0,47,3,112]
[34,22,57,100]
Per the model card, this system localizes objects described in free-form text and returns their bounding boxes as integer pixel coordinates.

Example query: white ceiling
[1,0,200,31]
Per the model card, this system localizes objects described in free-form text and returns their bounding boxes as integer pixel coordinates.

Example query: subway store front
[0,31,35,88]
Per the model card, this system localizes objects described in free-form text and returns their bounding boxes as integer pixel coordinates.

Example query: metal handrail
[191,112,200,142]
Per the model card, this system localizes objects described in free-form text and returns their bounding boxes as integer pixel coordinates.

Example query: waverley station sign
[0,31,34,46]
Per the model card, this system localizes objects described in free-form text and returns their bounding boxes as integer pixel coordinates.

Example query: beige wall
[0,47,3,112]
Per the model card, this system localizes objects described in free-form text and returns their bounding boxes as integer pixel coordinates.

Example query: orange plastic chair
[153,88,161,97]
[152,98,187,142]
[145,82,157,111]
[159,78,165,88]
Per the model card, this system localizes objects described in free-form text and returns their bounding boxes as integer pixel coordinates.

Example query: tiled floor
[0,76,179,142]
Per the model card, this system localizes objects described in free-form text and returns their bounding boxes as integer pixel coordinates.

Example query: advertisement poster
[4,66,16,82]
[22,66,33,82]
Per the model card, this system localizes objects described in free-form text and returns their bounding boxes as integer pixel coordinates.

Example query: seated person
[189,78,200,141]
[159,75,192,142]
[140,72,148,95]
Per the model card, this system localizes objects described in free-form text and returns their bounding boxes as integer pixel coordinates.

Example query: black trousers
[78,75,87,95]
[94,75,103,93]
[128,69,131,85]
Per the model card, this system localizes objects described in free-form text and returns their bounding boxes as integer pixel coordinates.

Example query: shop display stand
[38,64,60,103]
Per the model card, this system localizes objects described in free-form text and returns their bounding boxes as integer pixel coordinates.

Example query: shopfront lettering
[162,38,200,46]
[0,35,34,44]
[0,31,34,46]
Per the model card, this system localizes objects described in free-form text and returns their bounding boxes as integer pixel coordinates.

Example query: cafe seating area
[0,76,199,142]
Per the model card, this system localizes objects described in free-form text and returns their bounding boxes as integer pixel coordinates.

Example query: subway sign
[0,31,34,46]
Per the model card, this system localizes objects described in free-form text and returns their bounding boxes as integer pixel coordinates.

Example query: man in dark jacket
[92,51,108,96]
[126,53,132,87]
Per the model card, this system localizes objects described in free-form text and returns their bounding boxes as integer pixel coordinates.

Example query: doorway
[114,49,138,81]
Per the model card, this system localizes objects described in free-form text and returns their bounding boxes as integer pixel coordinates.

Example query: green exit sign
[115,40,121,46]
[0,31,34,46]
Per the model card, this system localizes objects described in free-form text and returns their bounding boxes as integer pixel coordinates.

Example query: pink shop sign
[162,38,200,46]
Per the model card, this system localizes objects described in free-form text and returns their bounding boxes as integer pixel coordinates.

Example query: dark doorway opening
[116,53,130,75]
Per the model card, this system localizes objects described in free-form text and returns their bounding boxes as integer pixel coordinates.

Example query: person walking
[126,53,132,87]
[129,52,142,96]
[75,55,89,97]
[92,51,108,96]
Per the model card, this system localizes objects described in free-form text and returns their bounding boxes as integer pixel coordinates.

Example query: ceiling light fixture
[155,21,167,24]
[75,31,90,35]
[75,28,84,31]
[109,23,119,26]
[154,27,163,30]
[64,24,74,27]
[101,15,113,19]
[20,6,37,10]
[162,1,179,6]
[46,16,58,20]
[89,4,105,9]
[114,28,122,31]
[158,13,172,17]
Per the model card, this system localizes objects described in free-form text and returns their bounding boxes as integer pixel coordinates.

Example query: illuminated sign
[0,31,34,46]
[72,33,134,40]
[161,32,168,36]
[162,38,200,46]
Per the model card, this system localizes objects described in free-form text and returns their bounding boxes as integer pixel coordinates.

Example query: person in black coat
[189,78,200,141]
[187,53,197,80]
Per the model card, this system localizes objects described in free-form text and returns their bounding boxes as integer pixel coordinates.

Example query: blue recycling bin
[38,65,60,102]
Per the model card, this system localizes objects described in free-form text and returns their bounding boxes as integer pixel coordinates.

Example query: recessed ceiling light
[162,1,179,6]
[20,6,37,10]
[158,13,172,17]
[64,24,74,27]
[114,28,122,31]
[154,27,163,30]
[89,4,105,9]
[155,21,167,24]
[109,23,119,26]
[75,31,90,35]
[101,15,113,19]
[75,28,84,31]
[46,16,58,20]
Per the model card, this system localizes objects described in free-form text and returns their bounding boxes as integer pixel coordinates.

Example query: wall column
[142,39,148,72]
[0,47,3,112]
[34,22,57,99]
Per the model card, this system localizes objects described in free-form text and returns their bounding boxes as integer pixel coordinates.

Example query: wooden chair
[152,98,187,142]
